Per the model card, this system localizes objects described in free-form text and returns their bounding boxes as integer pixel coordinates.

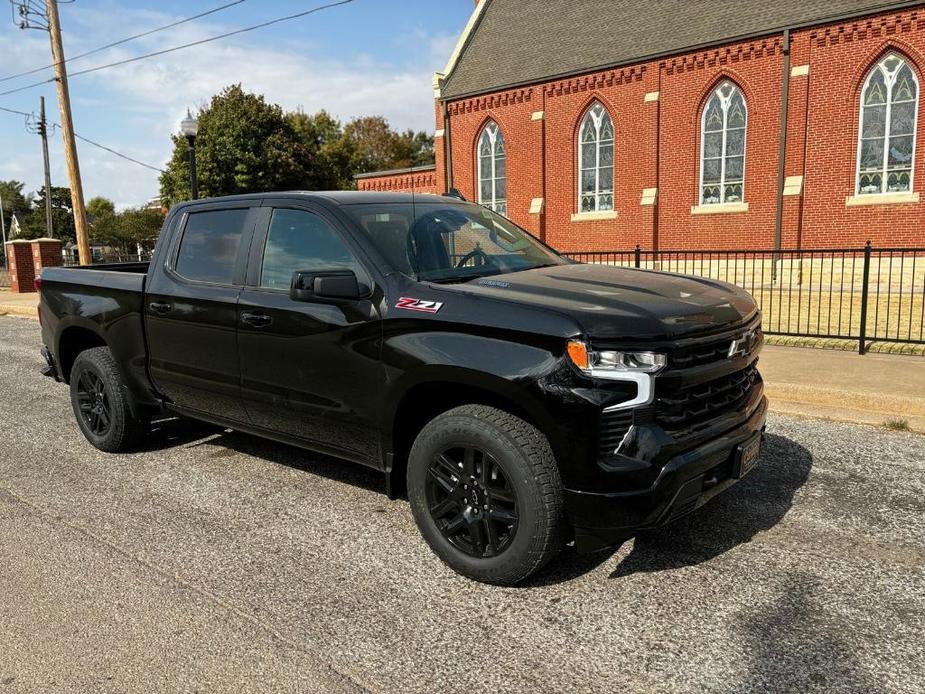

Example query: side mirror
[290,269,361,302]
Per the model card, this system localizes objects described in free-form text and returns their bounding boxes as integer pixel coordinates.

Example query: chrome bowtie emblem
[728,330,754,358]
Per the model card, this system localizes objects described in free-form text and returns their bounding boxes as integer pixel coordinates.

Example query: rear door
[236,200,385,464]
[145,202,259,422]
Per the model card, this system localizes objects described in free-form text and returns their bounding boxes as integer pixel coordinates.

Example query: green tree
[0,180,32,235]
[406,130,435,167]
[98,207,164,257]
[159,85,311,206]
[22,186,74,241]
[87,196,119,248]
[326,117,436,186]
[286,109,347,190]
[86,196,115,220]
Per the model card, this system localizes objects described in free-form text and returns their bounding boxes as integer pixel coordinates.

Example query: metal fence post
[634,244,641,268]
[858,240,872,355]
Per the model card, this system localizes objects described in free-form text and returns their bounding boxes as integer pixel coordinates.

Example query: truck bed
[38,263,152,405]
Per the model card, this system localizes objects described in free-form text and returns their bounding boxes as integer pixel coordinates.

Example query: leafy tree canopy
[21,186,75,241]
[87,196,116,220]
[0,180,32,222]
[90,205,164,257]
[160,85,435,206]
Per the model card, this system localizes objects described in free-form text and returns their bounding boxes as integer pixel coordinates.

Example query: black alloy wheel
[75,368,111,436]
[69,346,147,452]
[426,445,519,558]
[407,404,565,585]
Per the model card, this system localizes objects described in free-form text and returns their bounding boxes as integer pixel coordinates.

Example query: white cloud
[0,3,456,209]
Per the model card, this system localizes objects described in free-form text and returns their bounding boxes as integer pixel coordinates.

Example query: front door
[145,203,258,422]
[236,203,385,464]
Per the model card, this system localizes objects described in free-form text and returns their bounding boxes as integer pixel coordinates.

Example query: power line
[0,0,354,98]
[0,105,166,173]
[73,133,165,173]
[0,104,31,117]
[0,0,248,84]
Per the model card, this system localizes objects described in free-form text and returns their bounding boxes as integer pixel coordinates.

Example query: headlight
[566,340,667,376]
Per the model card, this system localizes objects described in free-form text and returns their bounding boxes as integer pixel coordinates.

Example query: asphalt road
[1,316,923,693]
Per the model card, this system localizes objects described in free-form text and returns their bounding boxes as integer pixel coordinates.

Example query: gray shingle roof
[441,0,920,99]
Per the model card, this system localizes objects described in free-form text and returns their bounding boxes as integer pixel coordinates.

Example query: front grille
[656,364,759,435]
[598,410,633,458]
[668,339,731,368]
[668,326,762,369]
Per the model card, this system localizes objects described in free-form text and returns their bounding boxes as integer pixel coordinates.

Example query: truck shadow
[145,416,387,495]
[143,419,812,587]
[605,432,813,579]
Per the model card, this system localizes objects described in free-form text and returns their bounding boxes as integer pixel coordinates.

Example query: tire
[407,404,566,585]
[69,346,147,453]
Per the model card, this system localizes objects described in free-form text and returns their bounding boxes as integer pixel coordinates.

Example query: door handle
[241,311,272,327]
[149,301,172,315]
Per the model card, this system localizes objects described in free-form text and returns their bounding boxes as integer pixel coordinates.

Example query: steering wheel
[455,247,490,269]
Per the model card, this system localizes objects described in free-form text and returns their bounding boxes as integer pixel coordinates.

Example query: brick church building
[357,0,925,251]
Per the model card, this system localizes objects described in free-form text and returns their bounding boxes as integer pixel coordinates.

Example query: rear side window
[260,208,363,290]
[175,209,250,284]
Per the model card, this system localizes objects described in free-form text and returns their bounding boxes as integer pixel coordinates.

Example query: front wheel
[69,346,147,452]
[407,405,566,585]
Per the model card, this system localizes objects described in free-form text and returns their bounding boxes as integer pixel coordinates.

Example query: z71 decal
[395,297,444,314]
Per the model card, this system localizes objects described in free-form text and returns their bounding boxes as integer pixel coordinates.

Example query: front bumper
[565,394,768,552]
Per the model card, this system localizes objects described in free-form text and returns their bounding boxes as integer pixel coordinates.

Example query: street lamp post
[180,109,199,200]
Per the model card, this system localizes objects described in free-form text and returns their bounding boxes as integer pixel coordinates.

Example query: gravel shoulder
[1,316,923,693]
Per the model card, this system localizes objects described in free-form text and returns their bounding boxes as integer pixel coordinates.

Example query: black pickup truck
[38,191,766,585]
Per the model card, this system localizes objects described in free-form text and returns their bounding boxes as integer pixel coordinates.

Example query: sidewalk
[1,288,922,432]
[760,344,925,433]
[0,289,38,318]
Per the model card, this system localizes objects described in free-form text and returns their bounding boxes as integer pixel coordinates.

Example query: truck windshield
[343,202,566,283]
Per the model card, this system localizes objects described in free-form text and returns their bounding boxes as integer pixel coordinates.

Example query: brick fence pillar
[5,240,36,293]
[31,237,63,277]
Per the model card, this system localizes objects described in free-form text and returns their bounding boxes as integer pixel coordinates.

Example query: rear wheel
[70,347,146,452]
[407,405,565,585]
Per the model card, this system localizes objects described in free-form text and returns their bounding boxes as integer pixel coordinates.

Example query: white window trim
[846,191,920,206]
[691,202,749,215]
[476,121,506,215]
[854,53,919,197]
[577,103,615,214]
[699,81,748,205]
[571,210,618,222]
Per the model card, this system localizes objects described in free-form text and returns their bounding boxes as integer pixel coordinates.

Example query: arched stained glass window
[700,81,747,205]
[857,53,919,195]
[578,103,614,212]
[477,120,506,215]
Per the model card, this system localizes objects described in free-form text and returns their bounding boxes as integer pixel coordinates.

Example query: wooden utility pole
[45,0,89,264]
[38,97,54,238]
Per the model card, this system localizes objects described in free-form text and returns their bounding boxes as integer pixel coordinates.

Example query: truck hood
[447,263,758,341]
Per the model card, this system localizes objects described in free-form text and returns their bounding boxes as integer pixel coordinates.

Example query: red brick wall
[437,6,925,251]
[5,241,34,294]
[447,88,540,237]
[31,238,63,276]
[799,12,925,247]
[355,168,438,194]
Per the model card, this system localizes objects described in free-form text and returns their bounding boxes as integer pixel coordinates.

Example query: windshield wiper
[422,268,505,284]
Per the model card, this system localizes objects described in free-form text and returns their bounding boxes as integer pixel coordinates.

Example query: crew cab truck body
[39,191,766,585]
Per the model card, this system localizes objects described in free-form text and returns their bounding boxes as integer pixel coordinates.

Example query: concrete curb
[0,304,38,319]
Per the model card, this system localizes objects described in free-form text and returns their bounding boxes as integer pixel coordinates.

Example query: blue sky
[0,0,472,208]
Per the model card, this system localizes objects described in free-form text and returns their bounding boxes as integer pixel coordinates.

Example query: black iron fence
[63,250,153,266]
[565,242,925,354]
